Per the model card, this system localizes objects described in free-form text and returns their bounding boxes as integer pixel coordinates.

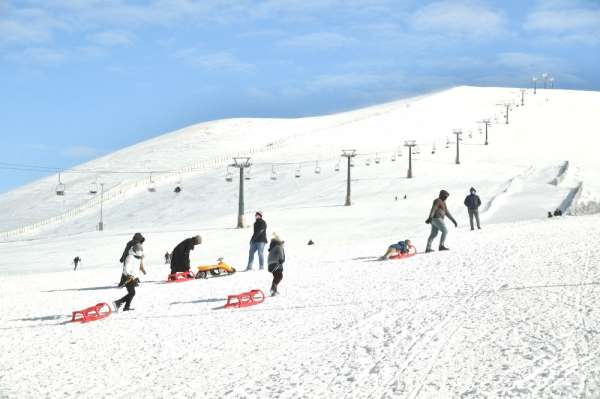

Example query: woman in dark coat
[267,234,285,296]
[170,235,202,275]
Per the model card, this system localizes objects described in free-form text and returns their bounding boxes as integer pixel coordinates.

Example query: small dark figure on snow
[307,239,315,245]
[170,235,202,275]
[548,211,554,218]
[164,251,171,264]
[403,194,407,200]
[174,186,181,194]
[553,209,563,217]
[118,233,145,287]
[268,234,285,296]
[425,190,457,252]
[114,243,144,312]
[246,211,268,271]
[73,256,81,271]
[464,187,482,230]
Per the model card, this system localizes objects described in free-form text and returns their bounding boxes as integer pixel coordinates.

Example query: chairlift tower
[478,119,491,145]
[532,76,538,95]
[98,183,105,231]
[520,88,526,106]
[404,140,417,178]
[497,103,511,124]
[231,157,252,228]
[453,130,463,165]
[341,150,357,206]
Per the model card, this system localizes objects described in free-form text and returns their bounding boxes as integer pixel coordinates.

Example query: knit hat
[439,189,450,199]
[272,233,284,244]
[193,235,202,245]
[255,211,263,218]
[470,187,476,193]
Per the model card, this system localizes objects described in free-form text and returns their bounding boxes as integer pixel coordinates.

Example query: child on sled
[379,239,412,260]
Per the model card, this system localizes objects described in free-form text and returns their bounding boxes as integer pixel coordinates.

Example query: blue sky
[1,0,599,193]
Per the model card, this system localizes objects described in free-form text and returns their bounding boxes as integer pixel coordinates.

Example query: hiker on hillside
[170,235,202,276]
[464,187,482,230]
[379,239,412,260]
[164,251,171,264]
[246,211,268,271]
[268,234,285,296]
[73,256,81,271]
[118,233,146,287]
[114,243,144,312]
[425,190,457,252]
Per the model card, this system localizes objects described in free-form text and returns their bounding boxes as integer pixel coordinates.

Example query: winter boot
[425,248,434,253]
[113,301,122,312]
[123,307,134,312]
[439,246,450,251]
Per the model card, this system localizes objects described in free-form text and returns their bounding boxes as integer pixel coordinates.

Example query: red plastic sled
[224,289,265,309]
[167,271,195,283]
[72,302,112,323]
[389,245,417,260]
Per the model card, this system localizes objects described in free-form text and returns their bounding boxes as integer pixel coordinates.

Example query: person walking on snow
[267,234,285,296]
[464,187,482,230]
[118,233,145,287]
[114,243,144,312]
[73,256,81,271]
[246,211,267,271]
[170,235,202,276]
[425,190,457,252]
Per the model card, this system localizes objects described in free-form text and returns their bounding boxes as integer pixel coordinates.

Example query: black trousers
[271,271,283,292]
[116,281,136,310]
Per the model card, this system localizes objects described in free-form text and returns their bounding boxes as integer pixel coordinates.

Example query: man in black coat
[170,235,202,274]
[118,233,145,286]
[246,211,268,271]
[464,187,482,230]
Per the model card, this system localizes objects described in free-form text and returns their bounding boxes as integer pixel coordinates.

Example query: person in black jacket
[118,233,145,287]
[246,211,267,271]
[170,235,202,275]
[464,187,482,230]
[267,234,285,296]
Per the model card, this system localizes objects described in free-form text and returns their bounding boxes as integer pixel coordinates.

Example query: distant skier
[267,234,285,296]
[118,233,145,287]
[379,239,412,260]
[464,187,482,230]
[113,243,144,312]
[170,235,202,276]
[246,211,267,271]
[425,190,457,252]
[164,251,171,264]
[547,211,553,218]
[73,256,81,271]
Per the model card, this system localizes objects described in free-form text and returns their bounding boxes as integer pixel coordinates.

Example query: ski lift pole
[232,157,251,228]
[99,183,105,231]
[404,140,416,178]
[341,150,356,206]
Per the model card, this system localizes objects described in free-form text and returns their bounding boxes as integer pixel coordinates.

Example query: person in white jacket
[114,243,145,311]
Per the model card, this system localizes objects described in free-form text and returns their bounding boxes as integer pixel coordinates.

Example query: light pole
[453,130,463,165]
[341,150,357,206]
[478,119,491,145]
[532,76,538,95]
[232,157,251,228]
[404,140,416,178]
[520,88,526,106]
[98,183,105,231]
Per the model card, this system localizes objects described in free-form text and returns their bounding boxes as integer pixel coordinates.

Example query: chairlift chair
[55,173,66,196]
[365,158,371,166]
[375,154,380,164]
[314,161,321,174]
[334,162,341,172]
[225,167,233,182]
[391,154,397,162]
[431,145,436,155]
[270,166,278,181]
[244,167,252,181]
[148,173,156,192]
[89,182,98,195]
[350,159,355,168]
[295,165,301,178]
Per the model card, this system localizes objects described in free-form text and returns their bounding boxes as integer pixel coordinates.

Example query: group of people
[111,211,286,311]
[381,187,483,259]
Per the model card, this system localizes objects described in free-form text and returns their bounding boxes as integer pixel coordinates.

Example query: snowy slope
[1,86,600,398]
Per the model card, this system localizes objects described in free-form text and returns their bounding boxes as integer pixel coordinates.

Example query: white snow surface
[1,86,600,398]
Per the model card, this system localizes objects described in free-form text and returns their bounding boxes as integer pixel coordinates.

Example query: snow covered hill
[1,86,599,398]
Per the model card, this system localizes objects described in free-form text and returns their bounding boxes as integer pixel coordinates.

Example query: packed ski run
[1,86,600,398]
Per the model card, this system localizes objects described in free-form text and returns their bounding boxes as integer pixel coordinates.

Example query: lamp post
[232,157,251,228]
[479,119,491,145]
[532,76,538,94]
[341,150,357,206]
[404,140,416,178]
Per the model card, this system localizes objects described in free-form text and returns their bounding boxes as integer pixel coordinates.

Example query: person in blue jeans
[425,190,458,252]
[246,211,268,271]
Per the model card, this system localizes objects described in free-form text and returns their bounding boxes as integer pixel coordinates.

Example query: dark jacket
[170,238,197,273]
[267,239,285,273]
[464,194,482,210]
[120,233,145,263]
[251,219,268,243]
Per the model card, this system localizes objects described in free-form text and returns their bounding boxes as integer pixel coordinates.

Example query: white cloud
[523,2,600,45]
[88,30,133,47]
[410,1,507,38]
[173,49,254,72]
[279,32,358,49]
[496,52,562,70]
[5,47,67,66]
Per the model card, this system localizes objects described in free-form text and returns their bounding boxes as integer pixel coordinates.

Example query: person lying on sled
[379,239,412,260]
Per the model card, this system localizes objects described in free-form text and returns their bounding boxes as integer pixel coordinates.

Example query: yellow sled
[195,258,236,279]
